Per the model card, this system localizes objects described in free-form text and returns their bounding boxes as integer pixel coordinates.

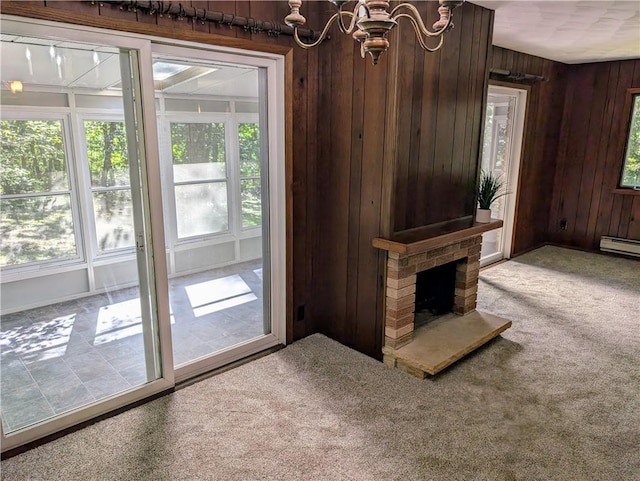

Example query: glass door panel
[153,52,271,371]
[0,36,162,436]
[480,85,527,266]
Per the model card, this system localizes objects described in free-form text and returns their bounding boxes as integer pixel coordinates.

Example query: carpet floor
[1,246,639,480]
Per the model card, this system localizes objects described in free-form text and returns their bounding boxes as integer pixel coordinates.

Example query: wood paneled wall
[393,2,493,231]
[549,59,640,248]
[310,2,494,358]
[490,47,567,256]
[310,17,390,358]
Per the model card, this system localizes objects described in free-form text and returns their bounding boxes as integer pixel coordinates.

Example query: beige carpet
[1,246,639,480]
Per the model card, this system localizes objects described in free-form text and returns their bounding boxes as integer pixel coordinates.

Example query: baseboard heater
[599,236,640,257]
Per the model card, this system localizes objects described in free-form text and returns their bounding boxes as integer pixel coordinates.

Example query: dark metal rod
[97,0,316,39]
[490,68,546,83]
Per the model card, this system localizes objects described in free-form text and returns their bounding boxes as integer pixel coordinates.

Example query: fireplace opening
[415,261,458,327]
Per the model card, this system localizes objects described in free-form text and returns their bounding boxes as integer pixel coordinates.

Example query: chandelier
[285,0,465,65]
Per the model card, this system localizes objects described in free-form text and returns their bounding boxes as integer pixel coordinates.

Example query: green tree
[238,123,261,227]
[0,120,67,195]
[171,123,225,165]
[622,95,640,187]
[239,123,260,177]
[84,121,129,187]
[0,120,76,266]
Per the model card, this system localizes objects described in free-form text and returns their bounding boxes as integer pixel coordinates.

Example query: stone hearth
[373,218,512,377]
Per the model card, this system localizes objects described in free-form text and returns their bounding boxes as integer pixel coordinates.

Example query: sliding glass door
[151,47,276,380]
[0,30,168,449]
[0,16,285,451]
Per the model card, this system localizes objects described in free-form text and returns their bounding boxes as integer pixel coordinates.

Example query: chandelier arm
[292,13,341,48]
[337,7,359,35]
[395,13,445,52]
[390,3,453,38]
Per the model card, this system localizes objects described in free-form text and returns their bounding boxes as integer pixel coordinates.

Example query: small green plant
[477,171,507,209]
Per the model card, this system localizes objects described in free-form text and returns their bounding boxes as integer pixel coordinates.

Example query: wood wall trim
[611,188,640,196]
[284,49,294,345]
[0,2,291,56]
[488,79,532,93]
[380,28,401,239]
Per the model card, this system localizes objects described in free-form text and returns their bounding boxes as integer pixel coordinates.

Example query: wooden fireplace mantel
[373,217,503,255]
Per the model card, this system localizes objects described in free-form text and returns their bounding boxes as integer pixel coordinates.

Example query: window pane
[241,178,261,228]
[93,190,135,252]
[175,183,228,238]
[1,195,77,266]
[0,120,68,194]
[239,123,260,177]
[84,121,130,188]
[621,94,640,188]
[170,123,226,182]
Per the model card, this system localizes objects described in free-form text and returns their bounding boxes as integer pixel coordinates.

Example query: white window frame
[0,109,86,272]
[162,113,233,244]
[235,113,262,232]
[619,89,640,190]
[76,113,138,258]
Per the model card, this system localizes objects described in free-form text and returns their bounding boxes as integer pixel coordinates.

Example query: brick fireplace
[373,218,512,377]
[385,235,482,349]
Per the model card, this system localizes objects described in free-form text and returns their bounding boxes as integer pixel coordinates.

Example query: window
[0,118,79,267]
[170,121,229,239]
[239,122,262,228]
[83,120,135,252]
[620,89,640,189]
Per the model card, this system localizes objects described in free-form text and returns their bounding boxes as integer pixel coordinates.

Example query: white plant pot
[476,208,492,223]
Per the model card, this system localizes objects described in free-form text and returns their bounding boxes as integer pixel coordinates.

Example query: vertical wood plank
[291,48,309,341]
[627,197,640,240]
[356,53,389,359]
[346,41,366,346]
[312,24,334,339]
[234,1,252,40]
[586,63,620,246]
[462,8,485,215]
[448,2,474,220]
[593,60,636,245]
[189,1,211,34]
[430,4,462,226]
[414,2,441,232]
[392,18,417,231]
[574,64,610,247]
[304,42,319,336]
[406,20,426,228]
[617,196,634,239]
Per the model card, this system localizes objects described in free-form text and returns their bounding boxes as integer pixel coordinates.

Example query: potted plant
[476,171,507,223]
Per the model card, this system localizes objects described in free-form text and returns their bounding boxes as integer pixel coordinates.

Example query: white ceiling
[0,35,259,98]
[469,0,640,64]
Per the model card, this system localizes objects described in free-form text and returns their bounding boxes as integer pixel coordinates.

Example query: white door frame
[480,84,528,267]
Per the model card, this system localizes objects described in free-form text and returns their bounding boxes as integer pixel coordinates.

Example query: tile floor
[0,260,264,433]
